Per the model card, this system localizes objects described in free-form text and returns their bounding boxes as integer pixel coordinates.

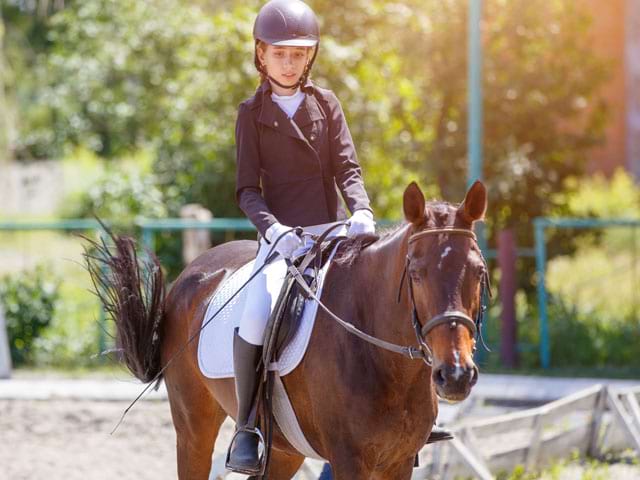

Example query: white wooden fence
[412,384,640,480]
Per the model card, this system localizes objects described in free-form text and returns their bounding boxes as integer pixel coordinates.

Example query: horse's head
[402,180,488,402]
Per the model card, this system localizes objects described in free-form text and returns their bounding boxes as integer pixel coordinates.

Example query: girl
[226,0,375,474]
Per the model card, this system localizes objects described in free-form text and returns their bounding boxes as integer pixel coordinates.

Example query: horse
[89,180,489,479]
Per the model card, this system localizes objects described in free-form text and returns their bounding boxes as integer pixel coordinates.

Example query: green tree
[5,0,608,228]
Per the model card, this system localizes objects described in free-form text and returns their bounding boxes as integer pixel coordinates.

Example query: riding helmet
[253,0,319,47]
[253,0,320,88]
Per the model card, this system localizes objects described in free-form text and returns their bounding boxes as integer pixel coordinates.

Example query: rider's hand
[347,209,376,238]
[265,222,304,259]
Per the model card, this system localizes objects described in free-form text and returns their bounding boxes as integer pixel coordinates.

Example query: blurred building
[0,161,64,216]
[584,0,640,178]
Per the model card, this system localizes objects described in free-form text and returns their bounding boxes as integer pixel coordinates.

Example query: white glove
[265,222,304,259]
[347,209,376,238]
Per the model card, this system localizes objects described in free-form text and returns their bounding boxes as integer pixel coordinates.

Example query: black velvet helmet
[253,0,319,47]
[253,0,320,89]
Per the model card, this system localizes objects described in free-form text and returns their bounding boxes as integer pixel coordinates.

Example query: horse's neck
[358,223,410,327]
[355,225,426,380]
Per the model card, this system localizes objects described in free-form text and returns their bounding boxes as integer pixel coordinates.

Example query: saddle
[262,236,341,370]
[253,235,343,475]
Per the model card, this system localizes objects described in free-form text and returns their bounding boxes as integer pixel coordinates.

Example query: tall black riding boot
[225,329,264,475]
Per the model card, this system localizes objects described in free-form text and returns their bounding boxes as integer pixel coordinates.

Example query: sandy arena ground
[0,399,180,480]
[0,398,326,480]
[1,398,638,480]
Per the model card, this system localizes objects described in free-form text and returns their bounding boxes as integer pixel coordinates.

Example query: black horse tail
[83,223,165,384]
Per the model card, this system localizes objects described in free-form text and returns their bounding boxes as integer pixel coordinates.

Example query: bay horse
[91,180,488,479]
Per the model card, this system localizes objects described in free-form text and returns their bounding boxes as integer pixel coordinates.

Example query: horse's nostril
[469,366,479,386]
[433,366,447,387]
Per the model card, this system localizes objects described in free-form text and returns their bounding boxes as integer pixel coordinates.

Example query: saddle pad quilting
[197,244,340,379]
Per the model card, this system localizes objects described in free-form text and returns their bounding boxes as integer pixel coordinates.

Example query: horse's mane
[333,224,402,267]
[333,201,458,267]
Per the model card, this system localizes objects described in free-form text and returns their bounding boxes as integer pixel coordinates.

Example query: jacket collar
[258,78,315,96]
[257,78,324,132]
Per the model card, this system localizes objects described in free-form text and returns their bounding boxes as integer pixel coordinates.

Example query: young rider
[227,0,375,473]
[227,0,449,474]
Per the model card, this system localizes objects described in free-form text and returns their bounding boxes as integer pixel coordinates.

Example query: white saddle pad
[197,244,341,379]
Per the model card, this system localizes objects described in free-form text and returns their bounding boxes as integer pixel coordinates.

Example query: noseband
[397,227,492,365]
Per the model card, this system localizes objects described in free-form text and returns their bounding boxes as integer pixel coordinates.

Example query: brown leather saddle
[261,236,342,371]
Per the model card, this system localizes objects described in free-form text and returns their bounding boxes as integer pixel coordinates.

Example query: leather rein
[286,223,492,367]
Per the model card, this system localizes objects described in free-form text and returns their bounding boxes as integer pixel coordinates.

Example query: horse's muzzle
[432,362,478,402]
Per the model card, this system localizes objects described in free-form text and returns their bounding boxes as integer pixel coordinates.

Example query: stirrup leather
[225,426,267,475]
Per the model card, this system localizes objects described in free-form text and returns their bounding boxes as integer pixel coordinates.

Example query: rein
[287,224,492,367]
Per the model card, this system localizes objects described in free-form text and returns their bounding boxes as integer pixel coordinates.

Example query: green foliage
[3,1,615,368]
[4,0,608,224]
[490,452,638,480]
[560,169,640,219]
[539,170,640,368]
[0,265,60,365]
[546,299,640,368]
[64,166,168,224]
[37,0,260,217]
[31,275,103,368]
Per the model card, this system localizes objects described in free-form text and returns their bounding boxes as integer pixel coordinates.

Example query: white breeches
[238,221,347,346]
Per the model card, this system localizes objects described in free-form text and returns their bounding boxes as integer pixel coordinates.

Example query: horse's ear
[458,180,487,223]
[403,182,426,225]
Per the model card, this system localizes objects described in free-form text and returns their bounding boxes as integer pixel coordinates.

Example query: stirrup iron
[225,427,266,475]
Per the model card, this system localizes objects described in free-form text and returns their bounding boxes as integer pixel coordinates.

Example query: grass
[481,450,640,480]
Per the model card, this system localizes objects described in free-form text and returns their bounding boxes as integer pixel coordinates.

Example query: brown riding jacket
[235,79,373,238]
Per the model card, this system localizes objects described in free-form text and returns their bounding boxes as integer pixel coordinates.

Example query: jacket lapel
[293,91,325,128]
[257,80,325,141]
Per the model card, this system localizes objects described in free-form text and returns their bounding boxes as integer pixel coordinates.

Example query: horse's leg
[253,449,305,480]
[330,465,372,480]
[328,453,373,480]
[166,369,227,480]
[370,458,415,480]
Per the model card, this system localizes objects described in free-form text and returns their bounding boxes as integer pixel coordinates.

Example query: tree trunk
[0,7,8,165]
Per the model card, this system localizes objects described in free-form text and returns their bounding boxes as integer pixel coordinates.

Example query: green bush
[541,169,640,369]
[0,265,60,366]
[547,298,640,368]
[31,277,104,368]
[63,165,168,225]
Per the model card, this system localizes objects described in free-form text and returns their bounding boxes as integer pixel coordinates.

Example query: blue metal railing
[534,217,640,369]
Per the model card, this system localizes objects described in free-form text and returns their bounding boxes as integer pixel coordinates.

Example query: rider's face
[258,44,311,93]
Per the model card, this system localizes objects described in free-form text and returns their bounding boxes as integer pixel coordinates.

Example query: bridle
[396,226,492,365]
[284,223,492,367]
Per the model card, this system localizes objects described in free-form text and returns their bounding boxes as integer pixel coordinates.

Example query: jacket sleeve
[326,92,373,215]
[235,102,278,237]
